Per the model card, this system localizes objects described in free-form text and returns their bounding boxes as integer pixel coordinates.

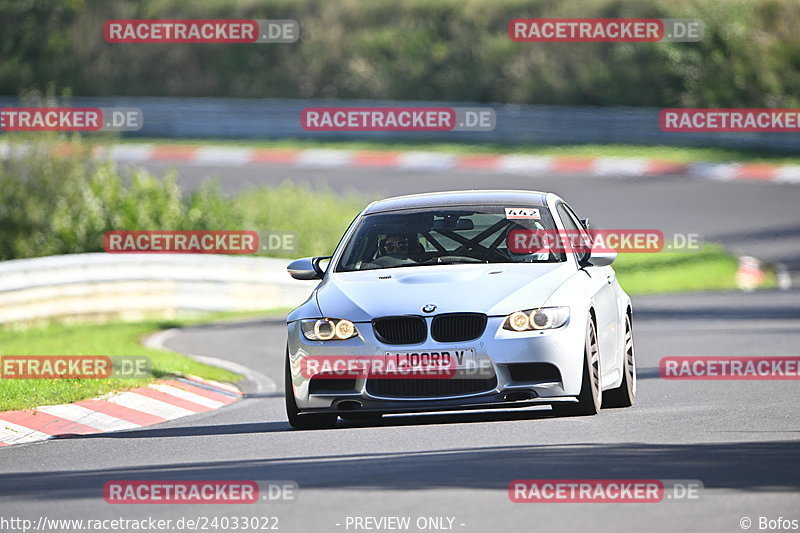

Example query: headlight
[503,307,569,331]
[507,311,531,331]
[301,318,359,340]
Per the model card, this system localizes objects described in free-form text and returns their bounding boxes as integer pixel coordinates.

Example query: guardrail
[1,97,798,153]
[0,253,316,325]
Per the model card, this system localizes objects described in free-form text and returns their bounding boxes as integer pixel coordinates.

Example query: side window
[556,203,579,232]
[556,203,591,264]
[562,204,587,231]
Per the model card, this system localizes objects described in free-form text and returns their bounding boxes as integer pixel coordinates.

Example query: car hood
[314,262,575,321]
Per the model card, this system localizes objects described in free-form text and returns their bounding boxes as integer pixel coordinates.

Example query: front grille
[507,363,562,383]
[367,376,498,398]
[373,316,427,345]
[431,313,487,342]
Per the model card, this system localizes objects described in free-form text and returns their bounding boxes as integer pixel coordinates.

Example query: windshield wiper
[435,257,487,265]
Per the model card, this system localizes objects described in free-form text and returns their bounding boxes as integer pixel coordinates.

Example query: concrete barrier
[0,253,316,325]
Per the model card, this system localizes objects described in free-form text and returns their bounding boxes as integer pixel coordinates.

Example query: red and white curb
[736,256,766,292]
[0,375,242,447]
[2,142,798,183]
[100,144,800,184]
[735,256,792,291]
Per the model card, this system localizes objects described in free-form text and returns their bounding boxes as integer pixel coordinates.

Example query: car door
[556,202,620,380]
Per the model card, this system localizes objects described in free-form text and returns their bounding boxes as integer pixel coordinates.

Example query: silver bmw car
[285,190,636,429]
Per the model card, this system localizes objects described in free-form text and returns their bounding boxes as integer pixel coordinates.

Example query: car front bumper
[287,314,587,413]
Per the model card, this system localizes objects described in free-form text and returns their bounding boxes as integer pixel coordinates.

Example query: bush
[0,134,365,260]
[232,182,363,258]
[1,0,799,107]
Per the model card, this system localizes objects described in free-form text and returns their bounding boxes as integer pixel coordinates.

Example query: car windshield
[335,205,565,272]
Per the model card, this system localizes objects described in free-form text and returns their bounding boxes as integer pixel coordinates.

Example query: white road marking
[397,152,456,171]
[296,149,354,167]
[105,391,196,419]
[36,404,139,432]
[689,162,741,181]
[497,155,552,174]
[184,374,245,395]
[0,421,51,444]
[774,165,800,184]
[148,383,224,408]
[192,147,253,167]
[592,158,649,176]
[109,144,155,162]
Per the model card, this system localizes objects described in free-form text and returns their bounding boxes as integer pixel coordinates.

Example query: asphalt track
[1,166,799,533]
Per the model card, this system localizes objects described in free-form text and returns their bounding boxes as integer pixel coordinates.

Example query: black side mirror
[579,249,617,267]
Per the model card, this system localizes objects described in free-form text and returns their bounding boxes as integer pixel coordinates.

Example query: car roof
[363,190,553,214]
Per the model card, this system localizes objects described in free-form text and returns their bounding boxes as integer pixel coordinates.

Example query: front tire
[554,318,601,417]
[602,313,636,408]
[285,349,338,430]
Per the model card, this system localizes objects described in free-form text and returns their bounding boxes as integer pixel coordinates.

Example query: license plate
[384,349,476,371]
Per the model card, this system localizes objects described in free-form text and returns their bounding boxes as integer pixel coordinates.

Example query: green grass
[614,244,776,295]
[126,137,800,165]
[0,310,292,412]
